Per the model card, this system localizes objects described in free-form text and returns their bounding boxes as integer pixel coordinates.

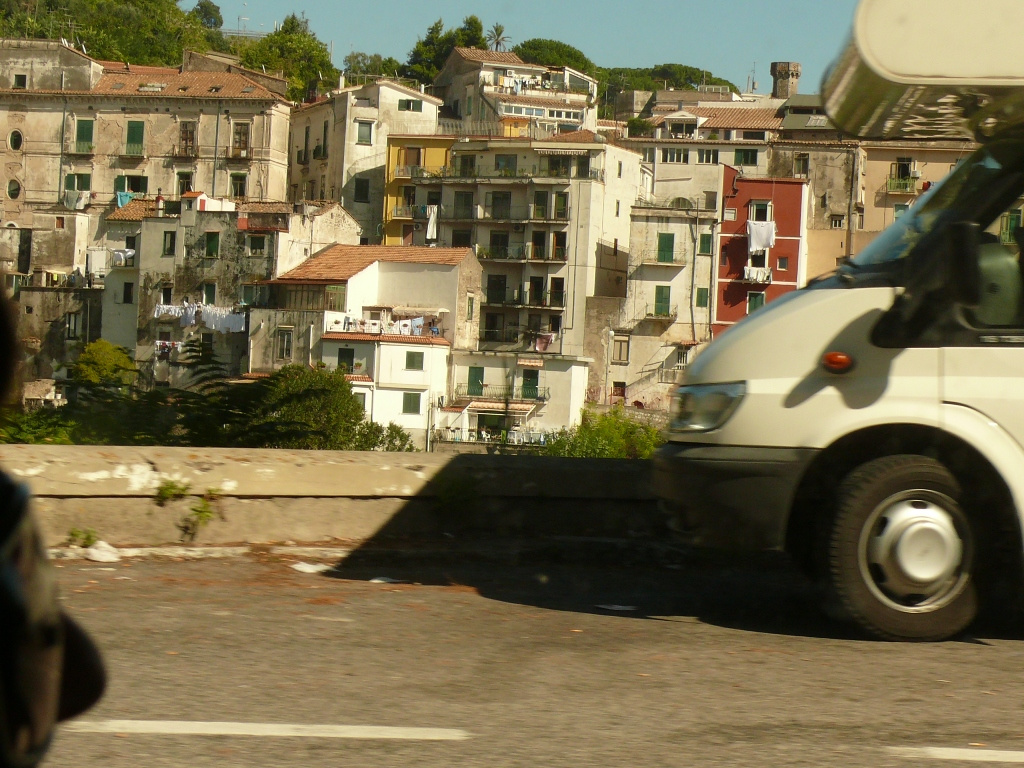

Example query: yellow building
[382,134,456,245]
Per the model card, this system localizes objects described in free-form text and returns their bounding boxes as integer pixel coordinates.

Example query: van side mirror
[898,221,981,323]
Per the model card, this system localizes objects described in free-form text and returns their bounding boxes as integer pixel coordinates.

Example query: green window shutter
[699,233,712,254]
[79,173,91,191]
[657,233,674,262]
[654,285,671,315]
[76,119,93,143]
[206,232,219,257]
[139,176,148,194]
[127,121,144,145]
[468,366,484,396]
[114,175,127,193]
[65,174,75,191]
[749,292,766,312]
[696,287,709,308]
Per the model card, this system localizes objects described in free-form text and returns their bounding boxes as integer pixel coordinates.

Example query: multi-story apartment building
[245,245,479,448]
[379,129,642,434]
[381,134,457,246]
[286,77,443,242]
[432,47,598,138]
[93,194,359,386]
[0,39,292,276]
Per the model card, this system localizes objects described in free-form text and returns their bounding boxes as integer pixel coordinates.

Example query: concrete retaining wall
[0,445,660,547]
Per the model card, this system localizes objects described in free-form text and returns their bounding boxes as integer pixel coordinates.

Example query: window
[179,121,196,151]
[241,284,267,306]
[654,285,672,316]
[125,120,145,155]
[617,161,623,178]
[277,329,293,359]
[750,201,771,221]
[177,172,193,196]
[521,369,539,398]
[402,392,421,414]
[64,173,91,191]
[398,99,423,112]
[115,175,148,193]
[467,366,484,396]
[65,311,81,339]
[162,284,173,304]
[695,287,709,308]
[162,231,176,255]
[202,282,216,305]
[337,347,355,372]
[13,74,26,89]
[8,130,23,151]
[698,233,712,254]
[661,148,688,163]
[642,147,655,163]
[742,131,766,141]
[353,391,366,410]
[724,207,737,221]
[831,215,845,229]
[7,180,21,199]
[734,148,758,166]
[615,200,620,217]
[249,235,266,255]
[205,232,220,257]
[494,154,517,174]
[894,203,909,219]
[406,351,424,370]
[122,282,135,304]
[230,174,247,198]
[793,153,809,177]
[612,335,629,364]
[452,229,472,247]
[697,148,719,164]
[777,256,789,271]
[356,121,372,144]
[125,235,137,251]
[657,233,675,263]
[54,216,65,230]
[232,122,250,153]
[353,178,370,203]
[466,295,476,321]
[748,292,766,313]
[704,191,718,210]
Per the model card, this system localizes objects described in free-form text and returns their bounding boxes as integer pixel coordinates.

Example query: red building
[713,168,808,336]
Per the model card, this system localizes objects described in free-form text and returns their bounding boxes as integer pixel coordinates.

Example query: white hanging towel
[746,220,777,254]
[426,205,438,240]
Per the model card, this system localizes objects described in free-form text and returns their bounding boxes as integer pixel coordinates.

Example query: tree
[71,340,136,387]
[239,13,338,101]
[343,51,403,78]
[485,22,509,52]
[190,0,222,29]
[404,15,488,85]
[513,38,597,78]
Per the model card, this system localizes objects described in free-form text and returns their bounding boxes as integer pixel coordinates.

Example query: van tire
[828,455,978,641]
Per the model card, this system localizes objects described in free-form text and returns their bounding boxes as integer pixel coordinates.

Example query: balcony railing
[482,205,530,221]
[225,146,252,161]
[529,205,571,221]
[658,367,688,385]
[886,176,917,194]
[69,141,94,155]
[296,149,309,165]
[527,246,568,262]
[1000,228,1019,245]
[443,206,478,220]
[646,304,678,321]
[640,251,686,266]
[742,266,773,284]
[523,290,566,308]
[479,327,521,343]
[312,145,327,160]
[477,246,529,262]
[484,288,525,305]
[121,143,145,157]
[453,383,550,401]
[171,144,197,158]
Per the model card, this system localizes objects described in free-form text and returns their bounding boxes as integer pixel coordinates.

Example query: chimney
[770,62,801,99]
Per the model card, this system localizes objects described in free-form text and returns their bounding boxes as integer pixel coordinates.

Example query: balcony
[405,165,449,181]
[522,290,566,309]
[312,145,328,161]
[639,251,686,266]
[477,245,528,262]
[296,149,309,165]
[479,327,520,344]
[658,366,688,385]
[68,141,94,155]
[478,327,563,353]
[529,205,571,222]
[482,205,529,222]
[453,383,550,401]
[527,245,568,262]
[742,266,773,284]
[442,206,477,221]
[171,144,197,159]
[121,143,145,159]
[225,147,252,163]
[484,288,524,305]
[886,176,917,194]
[645,304,678,321]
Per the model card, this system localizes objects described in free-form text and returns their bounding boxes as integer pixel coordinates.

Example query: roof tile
[686,107,783,131]
[453,47,525,65]
[275,245,472,282]
[322,332,450,346]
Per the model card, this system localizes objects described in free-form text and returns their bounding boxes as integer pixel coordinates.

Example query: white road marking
[64,720,470,741]
[890,747,1024,763]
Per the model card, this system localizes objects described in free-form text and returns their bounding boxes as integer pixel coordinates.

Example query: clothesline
[152,303,245,333]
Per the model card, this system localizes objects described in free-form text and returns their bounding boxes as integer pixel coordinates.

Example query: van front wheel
[828,455,977,641]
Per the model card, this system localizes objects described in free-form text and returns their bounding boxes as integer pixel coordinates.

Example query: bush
[542,406,663,459]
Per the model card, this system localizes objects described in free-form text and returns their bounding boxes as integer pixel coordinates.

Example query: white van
[652,0,1024,641]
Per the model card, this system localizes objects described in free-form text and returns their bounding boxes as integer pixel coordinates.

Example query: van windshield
[852,138,1024,267]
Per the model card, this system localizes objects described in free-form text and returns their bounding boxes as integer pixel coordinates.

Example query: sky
[212,0,861,96]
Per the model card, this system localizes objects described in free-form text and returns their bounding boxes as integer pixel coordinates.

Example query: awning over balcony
[467,401,537,413]
[517,357,544,368]
[535,148,588,156]
[391,306,449,316]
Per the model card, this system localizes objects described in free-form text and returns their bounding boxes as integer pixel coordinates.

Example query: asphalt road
[44,547,1024,768]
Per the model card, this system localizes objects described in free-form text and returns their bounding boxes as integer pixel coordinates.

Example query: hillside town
[0,38,976,448]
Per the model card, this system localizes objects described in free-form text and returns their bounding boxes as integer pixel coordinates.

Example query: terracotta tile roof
[345,374,374,382]
[240,372,271,379]
[238,201,296,214]
[539,129,598,144]
[453,47,525,65]
[97,61,179,76]
[275,245,472,283]
[182,191,205,198]
[686,107,783,131]
[322,332,450,346]
[106,197,158,221]
[0,70,281,101]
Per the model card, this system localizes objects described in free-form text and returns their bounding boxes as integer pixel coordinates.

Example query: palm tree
[486,23,509,52]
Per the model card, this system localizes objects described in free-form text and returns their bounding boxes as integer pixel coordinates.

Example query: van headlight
[669,382,747,433]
